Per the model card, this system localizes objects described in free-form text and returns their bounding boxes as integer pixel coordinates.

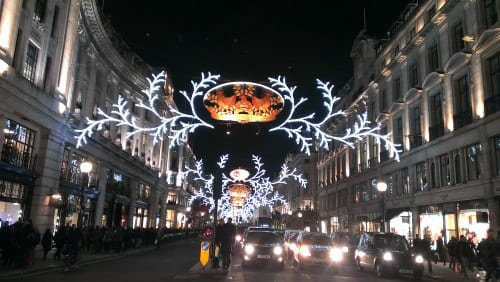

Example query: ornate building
[317,0,499,244]
[0,0,194,232]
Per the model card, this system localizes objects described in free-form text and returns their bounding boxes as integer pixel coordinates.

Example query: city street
[2,237,467,282]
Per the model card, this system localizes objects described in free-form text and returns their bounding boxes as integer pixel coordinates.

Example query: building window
[429,92,444,140]
[33,0,47,23]
[50,5,60,38]
[380,126,389,162]
[467,143,482,180]
[486,53,500,115]
[386,173,394,197]
[393,77,402,102]
[369,136,378,167]
[455,154,462,184]
[1,119,36,170]
[454,76,472,129]
[410,105,422,149]
[360,140,367,171]
[495,137,500,175]
[409,60,419,88]
[416,162,428,191]
[43,56,51,90]
[370,178,378,200]
[427,5,436,23]
[394,116,404,152]
[430,162,437,188]
[451,21,464,54]
[439,154,451,187]
[428,43,440,72]
[380,89,388,112]
[401,168,410,195]
[484,0,498,27]
[22,43,39,83]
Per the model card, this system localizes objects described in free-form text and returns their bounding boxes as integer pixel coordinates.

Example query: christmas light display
[75,72,401,161]
[185,154,306,221]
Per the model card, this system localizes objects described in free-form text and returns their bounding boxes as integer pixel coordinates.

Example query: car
[241,230,285,270]
[293,231,343,272]
[354,232,424,280]
[330,232,360,264]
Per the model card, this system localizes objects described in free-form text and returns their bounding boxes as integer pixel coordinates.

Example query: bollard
[200,241,210,268]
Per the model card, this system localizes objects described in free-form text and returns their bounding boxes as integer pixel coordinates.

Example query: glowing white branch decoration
[268,76,402,161]
[185,154,305,221]
[75,71,401,162]
[75,71,220,148]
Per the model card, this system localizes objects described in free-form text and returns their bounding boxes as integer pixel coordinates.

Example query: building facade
[317,0,499,245]
[0,0,194,232]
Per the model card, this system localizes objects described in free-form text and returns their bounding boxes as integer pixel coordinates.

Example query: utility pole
[211,172,222,268]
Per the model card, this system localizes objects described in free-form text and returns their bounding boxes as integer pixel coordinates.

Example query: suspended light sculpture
[75,72,401,160]
[185,154,306,221]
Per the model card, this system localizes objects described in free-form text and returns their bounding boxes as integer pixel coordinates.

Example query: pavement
[0,245,158,280]
[0,246,481,281]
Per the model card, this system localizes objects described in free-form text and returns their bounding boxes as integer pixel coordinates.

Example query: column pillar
[128,179,138,228]
[94,164,107,227]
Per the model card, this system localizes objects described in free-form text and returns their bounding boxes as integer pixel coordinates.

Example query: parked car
[330,232,360,264]
[241,230,285,270]
[354,232,424,280]
[293,231,343,272]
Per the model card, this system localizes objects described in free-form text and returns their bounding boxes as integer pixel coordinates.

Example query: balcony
[0,146,37,171]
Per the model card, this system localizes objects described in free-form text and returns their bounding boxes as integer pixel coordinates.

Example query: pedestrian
[457,235,468,277]
[447,236,458,270]
[478,228,499,281]
[436,235,447,265]
[214,218,224,268]
[220,217,236,270]
[41,228,53,260]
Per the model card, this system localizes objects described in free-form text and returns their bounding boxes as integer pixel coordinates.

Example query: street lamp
[376,181,387,232]
[79,161,93,227]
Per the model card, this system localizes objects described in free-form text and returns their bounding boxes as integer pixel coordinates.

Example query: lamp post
[376,181,387,232]
[79,161,93,227]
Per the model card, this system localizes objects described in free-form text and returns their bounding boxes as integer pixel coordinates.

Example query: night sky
[100,0,411,175]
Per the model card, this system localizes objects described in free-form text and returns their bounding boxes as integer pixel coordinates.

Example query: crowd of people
[0,219,202,271]
[413,228,500,280]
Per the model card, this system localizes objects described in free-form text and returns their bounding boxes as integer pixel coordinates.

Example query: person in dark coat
[436,236,446,265]
[220,218,236,270]
[41,228,53,260]
[213,219,224,268]
[447,236,458,270]
[53,226,65,260]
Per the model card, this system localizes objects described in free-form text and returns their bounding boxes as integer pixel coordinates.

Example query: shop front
[133,202,149,229]
[388,209,413,241]
[418,199,490,245]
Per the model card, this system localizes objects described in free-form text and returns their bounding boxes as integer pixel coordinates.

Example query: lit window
[22,43,39,83]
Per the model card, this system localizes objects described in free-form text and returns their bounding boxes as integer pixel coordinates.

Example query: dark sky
[101,0,411,176]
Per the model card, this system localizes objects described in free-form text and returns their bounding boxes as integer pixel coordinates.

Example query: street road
[6,237,437,282]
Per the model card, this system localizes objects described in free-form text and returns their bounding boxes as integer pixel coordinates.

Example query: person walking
[41,228,53,261]
[478,228,499,281]
[213,219,224,268]
[457,235,468,277]
[436,235,447,265]
[220,217,236,270]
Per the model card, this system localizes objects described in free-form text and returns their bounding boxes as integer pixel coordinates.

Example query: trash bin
[200,241,210,267]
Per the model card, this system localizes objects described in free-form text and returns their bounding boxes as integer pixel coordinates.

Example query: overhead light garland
[75,72,401,161]
[185,154,307,221]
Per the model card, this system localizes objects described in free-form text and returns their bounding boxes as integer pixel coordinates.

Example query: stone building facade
[0,0,194,232]
[317,0,500,244]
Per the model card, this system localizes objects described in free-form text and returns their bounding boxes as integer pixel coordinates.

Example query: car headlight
[235,235,242,242]
[299,245,311,257]
[244,244,255,255]
[383,252,393,261]
[330,248,343,262]
[415,255,424,263]
[342,246,349,253]
[273,246,283,255]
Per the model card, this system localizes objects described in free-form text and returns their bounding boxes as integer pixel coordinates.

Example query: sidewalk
[422,260,479,282]
[0,245,156,280]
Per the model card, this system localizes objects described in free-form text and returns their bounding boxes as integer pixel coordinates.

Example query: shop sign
[442,203,456,214]
[419,205,441,214]
[460,199,488,210]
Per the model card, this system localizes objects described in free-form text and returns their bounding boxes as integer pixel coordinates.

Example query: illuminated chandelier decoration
[185,154,307,221]
[203,82,284,123]
[74,72,401,161]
